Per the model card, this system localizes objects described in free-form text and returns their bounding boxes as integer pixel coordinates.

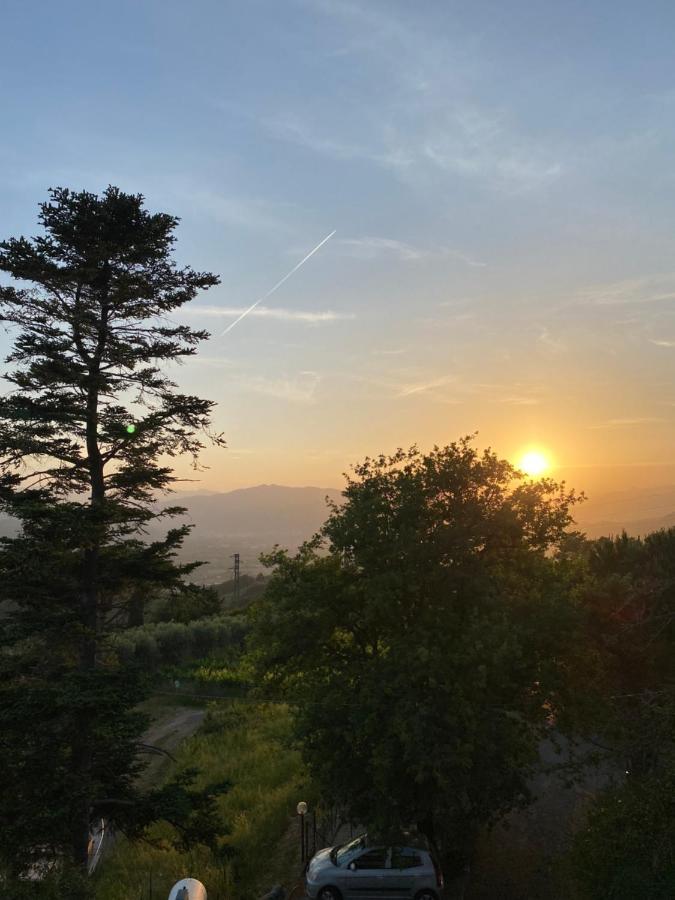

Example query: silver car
[305,833,444,900]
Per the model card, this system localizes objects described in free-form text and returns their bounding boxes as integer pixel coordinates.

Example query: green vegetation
[569,760,675,899]
[564,529,675,898]
[0,183,671,892]
[152,583,223,625]
[248,440,584,879]
[0,186,225,881]
[115,614,249,669]
[214,573,271,611]
[94,701,308,900]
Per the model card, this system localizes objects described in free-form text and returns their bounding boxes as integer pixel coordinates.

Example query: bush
[569,761,675,898]
[191,619,216,655]
[154,621,194,664]
[115,614,249,669]
[133,632,161,668]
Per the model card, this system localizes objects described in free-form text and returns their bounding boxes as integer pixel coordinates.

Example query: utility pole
[231,552,240,605]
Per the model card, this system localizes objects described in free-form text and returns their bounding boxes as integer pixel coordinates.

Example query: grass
[94,701,309,900]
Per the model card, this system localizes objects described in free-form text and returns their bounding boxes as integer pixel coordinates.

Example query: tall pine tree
[0,187,225,877]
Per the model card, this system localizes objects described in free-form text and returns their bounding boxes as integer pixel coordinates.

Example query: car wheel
[414,891,438,900]
[318,887,342,900]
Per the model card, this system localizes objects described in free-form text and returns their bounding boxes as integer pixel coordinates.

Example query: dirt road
[139,705,206,785]
[89,703,207,873]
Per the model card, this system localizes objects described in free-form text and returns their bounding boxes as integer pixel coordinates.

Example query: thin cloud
[266,108,561,192]
[336,236,486,267]
[263,116,365,161]
[500,396,541,406]
[372,347,408,356]
[262,3,563,193]
[179,189,290,233]
[577,274,675,307]
[590,417,667,428]
[538,328,566,354]
[397,375,457,397]
[651,339,675,347]
[422,134,562,191]
[233,372,321,405]
[185,305,355,324]
[184,356,237,369]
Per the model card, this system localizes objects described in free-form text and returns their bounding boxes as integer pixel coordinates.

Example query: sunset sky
[2,0,675,502]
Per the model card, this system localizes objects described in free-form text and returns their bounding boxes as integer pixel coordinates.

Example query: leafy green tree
[153,582,222,624]
[248,440,582,878]
[0,186,225,877]
[570,749,675,899]
[574,529,675,768]
[567,528,675,894]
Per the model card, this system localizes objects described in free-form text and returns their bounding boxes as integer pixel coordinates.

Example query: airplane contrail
[220,230,337,336]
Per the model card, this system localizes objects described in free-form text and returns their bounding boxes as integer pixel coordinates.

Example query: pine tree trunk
[71,339,107,869]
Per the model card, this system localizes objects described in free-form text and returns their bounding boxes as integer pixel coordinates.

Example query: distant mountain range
[1,482,675,583]
[159,484,342,540]
[573,484,675,538]
[156,484,343,583]
[163,482,675,542]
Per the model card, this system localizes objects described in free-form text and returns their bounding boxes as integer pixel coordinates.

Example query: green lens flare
[125,424,136,434]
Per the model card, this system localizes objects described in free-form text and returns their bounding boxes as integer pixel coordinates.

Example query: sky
[2,0,675,503]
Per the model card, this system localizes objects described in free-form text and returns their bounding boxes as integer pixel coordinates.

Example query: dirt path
[136,703,207,788]
[90,703,207,873]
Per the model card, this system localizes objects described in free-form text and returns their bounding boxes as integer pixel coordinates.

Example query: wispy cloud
[262,4,564,193]
[335,236,486,266]
[590,417,667,428]
[397,375,457,398]
[651,339,675,347]
[538,328,566,354]
[185,305,354,324]
[499,396,541,406]
[577,274,675,307]
[422,126,562,191]
[233,372,321,404]
[184,356,238,369]
[265,108,562,192]
[168,184,295,233]
[372,347,408,356]
[263,116,367,162]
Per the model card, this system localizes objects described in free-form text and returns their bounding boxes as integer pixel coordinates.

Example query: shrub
[153,621,194,664]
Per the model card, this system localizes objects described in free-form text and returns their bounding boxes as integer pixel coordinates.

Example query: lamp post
[297,800,308,865]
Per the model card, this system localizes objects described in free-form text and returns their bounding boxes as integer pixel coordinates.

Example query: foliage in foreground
[565,529,675,897]
[569,755,675,899]
[247,439,584,877]
[0,185,223,874]
[94,701,307,900]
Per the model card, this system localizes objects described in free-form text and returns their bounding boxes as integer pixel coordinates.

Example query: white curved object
[168,878,207,900]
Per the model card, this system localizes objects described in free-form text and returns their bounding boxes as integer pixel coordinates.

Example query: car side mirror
[348,862,357,871]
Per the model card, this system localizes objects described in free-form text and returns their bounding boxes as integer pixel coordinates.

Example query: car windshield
[332,834,367,866]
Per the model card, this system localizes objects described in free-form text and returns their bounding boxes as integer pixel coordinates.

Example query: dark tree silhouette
[0,186,225,875]
[248,440,582,880]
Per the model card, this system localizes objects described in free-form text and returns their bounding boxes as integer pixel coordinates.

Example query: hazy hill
[574,484,675,538]
[160,484,342,538]
[0,484,343,585]
[2,482,675,582]
[160,484,343,584]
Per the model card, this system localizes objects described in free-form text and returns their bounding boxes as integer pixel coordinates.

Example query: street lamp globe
[296,801,308,816]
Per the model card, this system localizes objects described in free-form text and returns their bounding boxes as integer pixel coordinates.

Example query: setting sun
[518,450,550,477]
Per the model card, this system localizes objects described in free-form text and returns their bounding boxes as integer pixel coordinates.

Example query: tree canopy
[248,439,583,875]
[0,186,225,878]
